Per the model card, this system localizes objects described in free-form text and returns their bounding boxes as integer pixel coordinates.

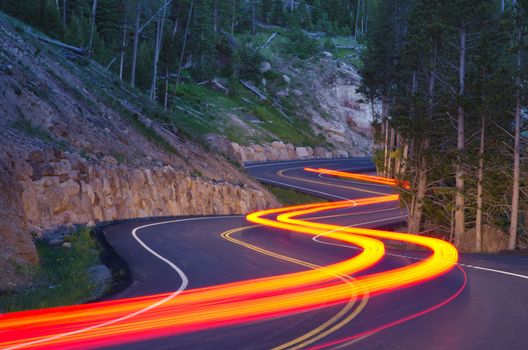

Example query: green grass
[125,112,179,155]
[11,118,54,143]
[0,227,106,313]
[12,117,70,150]
[250,105,324,147]
[265,184,327,206]
[168,82,324,147]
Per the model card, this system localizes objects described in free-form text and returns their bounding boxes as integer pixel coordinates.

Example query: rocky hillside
[0,15,278,291]
[0,11,375,292]
[175,33,374,163]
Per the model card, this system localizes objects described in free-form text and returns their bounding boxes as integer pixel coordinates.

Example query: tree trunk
[119,3,128,80]
[408,153,427,233]
[401,71,416,177]
[361,0,365,36]
[383,119,389,177]
[251,0,256,35]
[62,0,67,27]
[364,2,368,35]
[176,0,193,85]
[394,133,401,176]
[454,27,466,246]
[509,30,522,250]
[401,141,409,175]
[87,0,98,56]
[150,6,166,101]
[231,0,236,35]
[164,68,169,110]
[387,127,395,177]
[408,55,435,234]
[475,114,485,252]
[130,2,142,87]
[508,92,521,249]
[354,0,361,40]
[213,0,218,32]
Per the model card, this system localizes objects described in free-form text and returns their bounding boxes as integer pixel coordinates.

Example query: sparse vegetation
[265,184,327,206]
[0,227,106,313]
[125,112,178,156]
[11,118,54,142]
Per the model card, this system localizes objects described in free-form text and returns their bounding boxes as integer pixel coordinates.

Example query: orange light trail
[0,169,458,349]
[304,167,411,189]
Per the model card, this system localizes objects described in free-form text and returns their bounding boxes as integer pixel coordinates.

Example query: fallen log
[240,80,267,100]
[255,32,277,52]
[220,29,240,50]
[31,33,87,56]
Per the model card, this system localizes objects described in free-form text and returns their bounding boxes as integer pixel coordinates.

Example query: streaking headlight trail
[0,168,458,349]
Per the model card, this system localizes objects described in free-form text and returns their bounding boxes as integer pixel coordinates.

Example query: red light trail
[304,167,411,189]
[0,169,459,349]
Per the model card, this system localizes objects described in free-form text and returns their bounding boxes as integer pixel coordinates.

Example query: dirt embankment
[0,15,277,291]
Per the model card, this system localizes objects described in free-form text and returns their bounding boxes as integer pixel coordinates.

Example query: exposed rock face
[0,148,277,291]
[460,225,509,253]
[0,159,38,291]
[13,148,276,233]
[0,18,279,292]
[206,137,347,164]
[266,56,375,156]
[305,61,374,156]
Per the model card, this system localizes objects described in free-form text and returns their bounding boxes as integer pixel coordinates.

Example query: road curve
[1,158,527,350]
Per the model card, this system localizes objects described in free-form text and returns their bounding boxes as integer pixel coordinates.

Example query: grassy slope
[264,184,327,206]
[0,228,106,313]
[172,82,324,147]
[167,32,361,148]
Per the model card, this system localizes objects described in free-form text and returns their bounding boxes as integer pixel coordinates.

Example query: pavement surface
[99,158,528,350]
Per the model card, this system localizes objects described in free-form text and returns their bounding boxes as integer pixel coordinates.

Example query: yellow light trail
[0,168,458,349]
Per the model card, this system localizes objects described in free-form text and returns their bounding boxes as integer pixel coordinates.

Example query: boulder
[260,61,272,73]
[102,156,118,165]
[88,264,112,296]
[459,225,509,253]
[60,179,80,197]
[336,150,349,158]
[41,159,71,176]
[296,147,310,158]
[292,89,303,96]
[314,147,327,157]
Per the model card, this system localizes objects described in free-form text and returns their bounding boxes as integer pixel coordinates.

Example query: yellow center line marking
[269,164,394,348]
[220,225,368,350]
[277,167,388,196]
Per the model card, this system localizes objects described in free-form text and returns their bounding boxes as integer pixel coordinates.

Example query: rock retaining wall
[0,149,277,291]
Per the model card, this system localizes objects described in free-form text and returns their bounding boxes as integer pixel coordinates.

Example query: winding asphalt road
[100,158,528,350]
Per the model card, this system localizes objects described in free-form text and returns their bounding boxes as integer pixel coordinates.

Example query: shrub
[284,29,319,59]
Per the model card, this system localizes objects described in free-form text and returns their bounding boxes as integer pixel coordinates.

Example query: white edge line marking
[6,216,242,350]
[253,176,354,203]
[13,161,527,349]
[313,218,528,280]
[244,158,371,168]
[317,172,393,190]
[268,165,528,282]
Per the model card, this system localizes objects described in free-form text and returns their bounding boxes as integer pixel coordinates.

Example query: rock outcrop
[18,150,274,229]
[260,56,374,156]
[205,136,346,164]
[0,148,277,291]
[0,17,278,292]
[301,60,374,155]
[0,159,38,291]
[233,142,347,163]
[459,225,509,253]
